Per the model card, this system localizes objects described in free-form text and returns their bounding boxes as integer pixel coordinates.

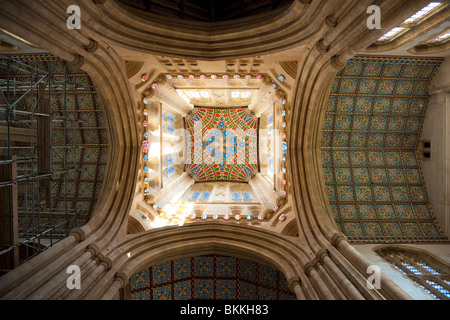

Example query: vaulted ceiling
[321,55,447,243]
[0,54,108,251]
[184,107,259,182]
[129,255,296,300]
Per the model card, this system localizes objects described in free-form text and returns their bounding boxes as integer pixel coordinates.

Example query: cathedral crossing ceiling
[184,107,259,182]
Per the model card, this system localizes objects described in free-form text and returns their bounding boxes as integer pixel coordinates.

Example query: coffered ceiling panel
[130,255,296,300]
[185,107,259,182]
[321,55,447,243]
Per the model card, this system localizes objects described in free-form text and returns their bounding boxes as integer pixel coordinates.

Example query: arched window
[377,2,445,43]
[376,246,450,300]
[162,110,176,134]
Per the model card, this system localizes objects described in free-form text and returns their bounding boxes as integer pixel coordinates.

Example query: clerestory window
[376,246,450,300]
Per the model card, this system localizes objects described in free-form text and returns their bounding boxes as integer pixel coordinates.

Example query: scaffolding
[0,55,98,274]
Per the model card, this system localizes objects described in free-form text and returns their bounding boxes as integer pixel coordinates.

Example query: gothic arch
[0,0,141,298]
[0,0,427,301]
[82,0,333,60]
[109,223,313,299]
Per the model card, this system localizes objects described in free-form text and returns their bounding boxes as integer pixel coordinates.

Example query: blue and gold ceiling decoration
[321,55,447,243]
[130,255,296,300]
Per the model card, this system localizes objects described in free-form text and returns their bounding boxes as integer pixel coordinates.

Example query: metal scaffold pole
[0,55,85,270]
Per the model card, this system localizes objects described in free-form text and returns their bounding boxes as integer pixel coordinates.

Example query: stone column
[316,263,346,300]
[249,76,277,117]
[322,255,364,300]
[144,76,193,117]
[288,277,307,300]
[331,233,412,300]
[156,173,195,209]
[249,174,275,217]
[251,173,283,206]
[209,185,218,202]
[100,273,128,300]
[226,183,232,203]
[304,263,335,300]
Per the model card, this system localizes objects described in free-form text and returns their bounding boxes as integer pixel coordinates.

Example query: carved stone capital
[97,253,113,270]
[287,277,302,291]
[143,88,154,99]
[86,244,100,257]
[316,248,329,264]
[156,74,167,85]
[69,55,84,69]
[85,39,98,53]
[325,15,338,27]
[262,75,272,86]
[262,208,274,220]
[331,232,347,248]
[276,196,288,208]
[316,39,329,53]
[303,261,316,276]
[70,228,86,242]
[331,55,346,70]
[275,89,287,100]
[114,272,129,287]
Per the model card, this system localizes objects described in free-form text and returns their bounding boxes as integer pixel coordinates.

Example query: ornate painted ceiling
[321,55,448,243]
[184,107,259,182]
[130,255,296,300]
[2,54,108,241]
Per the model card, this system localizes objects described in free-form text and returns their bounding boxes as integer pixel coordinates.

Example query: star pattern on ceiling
[184,107,259,182]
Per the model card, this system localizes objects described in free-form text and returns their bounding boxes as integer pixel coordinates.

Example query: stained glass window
[242,192,252,202]
[378,3,442,42]
[162,110,177,183]
[377,247,450,300]
[429,31,450,43]
[191,192,201,200]
[404,2,441,24]
[167,113,175,124]
[200,192,210,201]
[232,192,241,202]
